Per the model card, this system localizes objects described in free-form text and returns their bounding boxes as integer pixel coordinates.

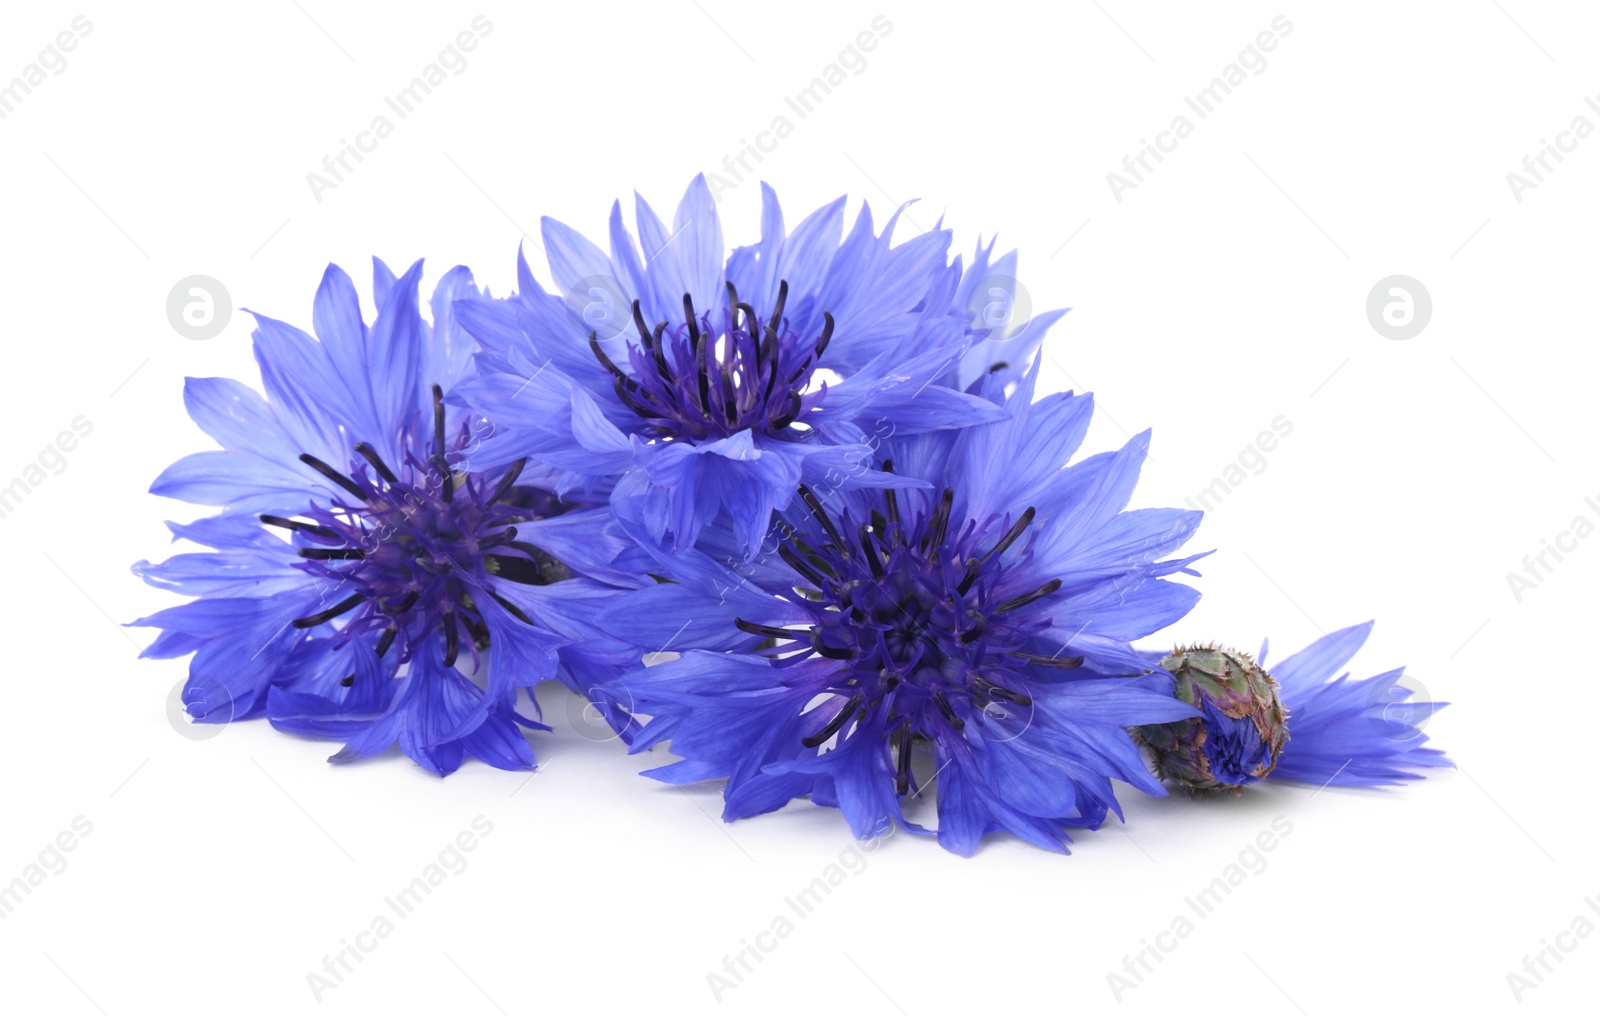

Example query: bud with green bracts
[1134,644,1289,796]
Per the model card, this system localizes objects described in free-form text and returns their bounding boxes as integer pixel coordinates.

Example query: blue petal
[426,265,483,394]
[149,450,314,512]
[1270,622,1374,694]
[312,263,385,444]
[1044,575,1202,643]
[146,594,313,721]
[364,259,426,458]
[1263,625,1451,788]
[608,200,655,315]
[668,174,725,315]
[1039,508,1203,586]
[372,257,398,309]
[541,214,616,298]
[181,377,297,463]
[248,313,350,462]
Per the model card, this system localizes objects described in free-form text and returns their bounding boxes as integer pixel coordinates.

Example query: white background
[0,2,1593,1013]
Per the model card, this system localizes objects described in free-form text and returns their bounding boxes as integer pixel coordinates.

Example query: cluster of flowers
[133,178,1448,855]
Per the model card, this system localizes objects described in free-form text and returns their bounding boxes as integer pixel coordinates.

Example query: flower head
[451,176,1060,555]
[1134,645,1288,794]
[1135,623,1449,792]
[599,365,1207,854]
[132,259,642,774]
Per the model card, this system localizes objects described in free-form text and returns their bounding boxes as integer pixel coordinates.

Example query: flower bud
[1136,644,1288,795]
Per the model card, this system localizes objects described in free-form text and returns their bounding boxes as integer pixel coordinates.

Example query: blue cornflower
[1135,624,1449,792]
[131,259,642,775]
[1264,622,1451,787]
[450,175,1061,556]
[596,364,1208,855]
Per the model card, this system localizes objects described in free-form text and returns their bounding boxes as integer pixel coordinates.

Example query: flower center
[589,279,833,443]
[262,385,564,678]
[735,464,1076,794]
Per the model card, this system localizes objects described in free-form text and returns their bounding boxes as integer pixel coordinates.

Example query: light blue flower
[132,259,642,774]
[451,176,1056,556]
[597,364,1208,855]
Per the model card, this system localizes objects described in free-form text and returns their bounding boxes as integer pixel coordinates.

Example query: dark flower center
[590,279,833,443]
[735,464,1077,794]
[262,385,566,679]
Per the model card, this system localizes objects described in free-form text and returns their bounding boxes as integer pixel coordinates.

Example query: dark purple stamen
[734,465,1069,788]
[298,453,367,501]
[260,515,340,541]
[1008,651,1084,669]
[431,384,447,453]
[734,618,801,641]
[269,385,568,673]
[993,579,1062,616]
[810,633,855,660]
[353,442,398,484]
[442,612,460,668]
[383,590,419,615]
[374,627,398,658]
[798,485,848,559]
[293,593,365,629]
[299,547,366,561]
[858,524,884,579]
[589,280,833,443]
[894,721,914,795]
[777,545,832,590]
[487,459,526,505]
[881,462,902,543]
[974,676,1032,707]
[933,692,963,731]
[802,694,863,748]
